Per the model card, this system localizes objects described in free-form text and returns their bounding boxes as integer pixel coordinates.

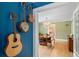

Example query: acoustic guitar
[28,4,33,23]
[19,2,29,32]
[5,12,22,57]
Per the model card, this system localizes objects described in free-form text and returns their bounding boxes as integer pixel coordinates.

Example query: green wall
[55,21,71,40]
[39,21,71,40]
[39,23,47,34]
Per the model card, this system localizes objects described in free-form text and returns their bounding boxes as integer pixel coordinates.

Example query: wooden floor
[39,40,73,57]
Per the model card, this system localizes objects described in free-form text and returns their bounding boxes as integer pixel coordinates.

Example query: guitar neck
[13,18,16,37]
[23,3,26,21]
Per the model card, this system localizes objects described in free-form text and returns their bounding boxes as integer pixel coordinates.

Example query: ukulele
[28,4,33,23]
[5,12,22,57]
[19,2,29,32]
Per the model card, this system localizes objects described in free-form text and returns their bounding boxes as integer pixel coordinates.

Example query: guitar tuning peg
[9,12,13,20]
[21,2,23,6]
[9,12,17,20]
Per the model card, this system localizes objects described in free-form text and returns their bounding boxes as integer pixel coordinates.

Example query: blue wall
[0,2,51,57]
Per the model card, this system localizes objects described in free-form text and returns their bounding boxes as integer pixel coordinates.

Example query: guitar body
[5,33,22,57]
[29,14,33,23]
[19,21,29,32]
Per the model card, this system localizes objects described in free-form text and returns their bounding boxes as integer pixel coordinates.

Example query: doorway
[38,21,73,57]
[33,2,79,57]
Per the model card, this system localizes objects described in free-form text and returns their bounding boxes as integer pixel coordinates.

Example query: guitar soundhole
[13,38,17,42]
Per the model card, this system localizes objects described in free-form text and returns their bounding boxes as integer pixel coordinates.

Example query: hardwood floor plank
[39,40,73,57]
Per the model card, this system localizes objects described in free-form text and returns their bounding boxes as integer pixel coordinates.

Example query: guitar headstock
[10,12,17,21]
[28,4,33,10]
[21,2,26,7]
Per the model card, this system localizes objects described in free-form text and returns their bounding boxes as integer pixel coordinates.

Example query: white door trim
[73,5,79,57]
[33,10,39,57]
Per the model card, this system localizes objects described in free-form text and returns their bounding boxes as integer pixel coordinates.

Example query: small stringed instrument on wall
[5,12,22,57]
[28,4,33,23]
[19,2,29,32]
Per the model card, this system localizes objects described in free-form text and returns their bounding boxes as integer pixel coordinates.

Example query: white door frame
[33,2,70,57]
[33,10,39,57]
[33,2,79,57]
[73,5,79,57]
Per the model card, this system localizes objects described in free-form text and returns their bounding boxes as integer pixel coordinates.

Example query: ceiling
[32,2,52,9]
[37,2,79,22]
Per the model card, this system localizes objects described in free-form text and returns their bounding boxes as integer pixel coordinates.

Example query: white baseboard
[55,39,68,42]
[74,51,79,57]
